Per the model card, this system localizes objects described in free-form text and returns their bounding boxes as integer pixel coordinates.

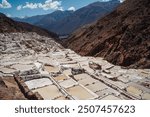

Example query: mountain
[0,13,57,38]
[13,0,120,35]
[65,0,150,69]
[13,15,45,24]
[35,10,74,28]
[46,0,120,35]
[13,10,73,28]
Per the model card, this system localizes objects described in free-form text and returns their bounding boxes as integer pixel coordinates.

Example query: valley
[0,32,150,100]
[0,0,149,100]
[13,0,120,35]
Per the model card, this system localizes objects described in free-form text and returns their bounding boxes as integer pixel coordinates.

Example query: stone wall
[14,75,43,100]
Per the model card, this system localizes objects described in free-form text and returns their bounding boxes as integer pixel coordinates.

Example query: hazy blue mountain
[44,0,120,35]
[35,10,74,27]
[13,0,120,35]
[13,15,45,24]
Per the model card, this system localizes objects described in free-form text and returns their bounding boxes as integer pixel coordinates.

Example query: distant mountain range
[0,13,57,38]
[13,10,73,29]
[65,0,150,68]
[13,0,120,35]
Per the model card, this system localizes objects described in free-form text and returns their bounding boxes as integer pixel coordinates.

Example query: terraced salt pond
[54,74,68,82]
[1,33,150,100]
[25,78,53,90]
[32,85,63,100]
[44,65,60,73]
[66,85,97,100]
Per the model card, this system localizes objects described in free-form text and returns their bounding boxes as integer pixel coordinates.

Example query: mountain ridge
[13,0,120,35]
[65,0,150,68]
[45,0,120,35]
[0,13,57,38]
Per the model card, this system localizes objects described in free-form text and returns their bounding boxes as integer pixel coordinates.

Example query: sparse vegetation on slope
[65,0,150,68]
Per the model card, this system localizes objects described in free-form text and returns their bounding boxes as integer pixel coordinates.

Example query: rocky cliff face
[0,13,57,38]
[65,0,150,69]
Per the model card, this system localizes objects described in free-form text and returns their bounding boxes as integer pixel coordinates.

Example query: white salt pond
[25,78,53,90]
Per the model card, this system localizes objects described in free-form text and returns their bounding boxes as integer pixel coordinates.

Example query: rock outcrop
[0,76,26,100]
[65,0,150,69]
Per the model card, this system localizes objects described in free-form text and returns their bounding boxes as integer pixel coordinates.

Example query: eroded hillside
[65,0,150,69]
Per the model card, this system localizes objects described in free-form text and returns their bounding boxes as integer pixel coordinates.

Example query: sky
[0,0,123,18]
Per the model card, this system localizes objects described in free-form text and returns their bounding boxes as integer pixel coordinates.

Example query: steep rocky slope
[65,0,150,69]
[0,13,57,38]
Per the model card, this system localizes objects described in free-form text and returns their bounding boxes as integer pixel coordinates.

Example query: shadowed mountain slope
[0,13,57,38]
[65,0,150,68]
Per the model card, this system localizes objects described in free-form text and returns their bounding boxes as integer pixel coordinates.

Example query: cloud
[100,0,125,3]
[0,0,12,8]
[22,2,38,9]
[100,0,110,2]
[68,6,75,11]
[41,0,62,10]
[17,0,63,11]
[6,13,11,17]
[119,0,125,3]
[17,5,22,10]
